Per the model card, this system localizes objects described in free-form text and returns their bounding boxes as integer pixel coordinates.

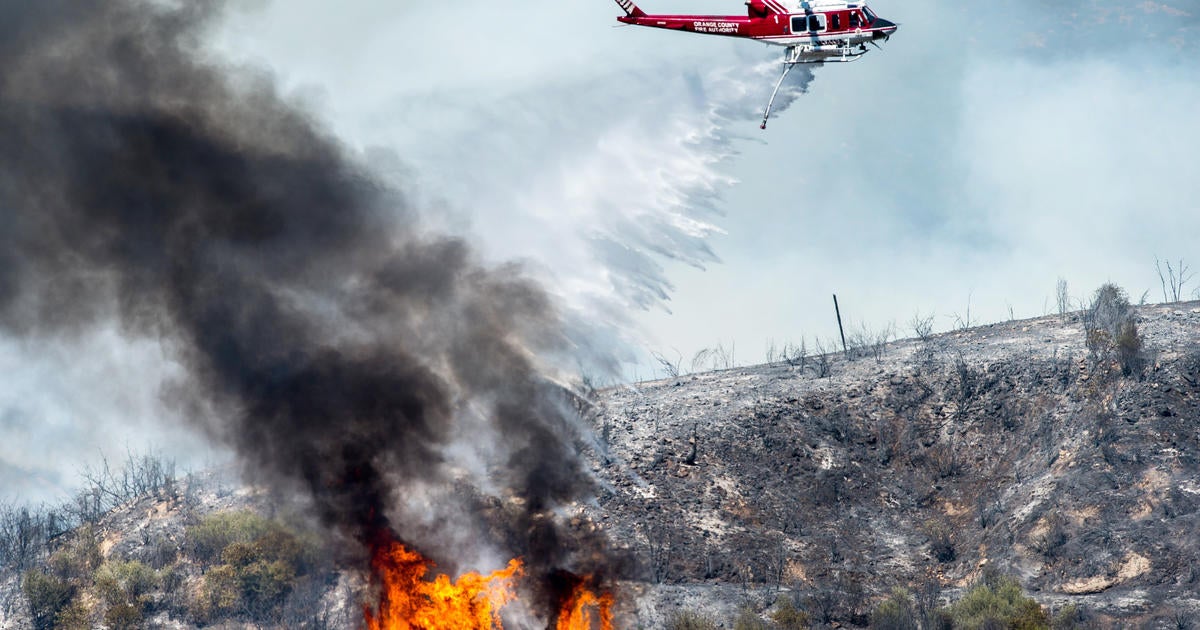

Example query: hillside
[2,300,1199,629]
[590,300,1200,627]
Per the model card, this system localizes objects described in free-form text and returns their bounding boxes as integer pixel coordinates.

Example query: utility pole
[833,294,848,358]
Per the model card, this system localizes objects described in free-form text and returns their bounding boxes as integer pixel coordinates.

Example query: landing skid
[760,43,867,130]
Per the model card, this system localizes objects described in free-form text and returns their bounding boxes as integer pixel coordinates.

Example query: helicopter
[614,0,898,128]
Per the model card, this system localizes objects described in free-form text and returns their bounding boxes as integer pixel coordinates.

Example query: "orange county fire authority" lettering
[693,20,739,33]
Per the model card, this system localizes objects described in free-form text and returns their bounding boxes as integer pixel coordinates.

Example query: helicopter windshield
[862,6,876,24]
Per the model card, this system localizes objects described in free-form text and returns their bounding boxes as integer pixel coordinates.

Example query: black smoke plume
[0,0,612,615]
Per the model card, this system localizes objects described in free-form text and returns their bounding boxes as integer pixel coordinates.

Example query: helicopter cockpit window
[790,15,806,32]
[862,6,876,23]
[849,11,861,28]
[807,14,826,31]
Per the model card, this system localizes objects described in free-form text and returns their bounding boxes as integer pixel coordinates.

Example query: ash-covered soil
[589,302,1200,627]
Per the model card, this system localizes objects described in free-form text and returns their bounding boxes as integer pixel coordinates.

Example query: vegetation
[186,509,277,567]
[770,595,810,629]
[9,495,325,629]
[945,572,1049,629]
[868,572,1052,629]
[187,510,322,622]
[0,450,183,573]
[666,610,720,630]
[1082,282,1146,376]
[1154,257,1194,302]
[21,569,75,630]
[871,589,919,630]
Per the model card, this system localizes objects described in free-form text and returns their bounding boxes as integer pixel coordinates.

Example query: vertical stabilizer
[614,0,647,18]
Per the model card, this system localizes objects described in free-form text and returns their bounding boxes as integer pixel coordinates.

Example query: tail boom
[614,0,787,39]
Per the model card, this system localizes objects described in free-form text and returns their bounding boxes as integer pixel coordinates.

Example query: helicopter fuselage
[617,0,897,53]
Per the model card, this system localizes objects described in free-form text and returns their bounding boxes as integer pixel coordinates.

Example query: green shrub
[53,600,91,630]
[871,589,918,630]
[22,570,76,630]
[47,527,102,582]
[771,596,810,629]
[196,564,241,621]
[103,602,143,630]
[94,560,159,608]
[239,558,298,617]
[945,573,1048,630]
[1051,604,1084,629]
[159,561,185,595]
[221,541,258,567]
[666,610,719,630]
[186,511,318,621]
[254,525,322,574]
[186,511,274,566]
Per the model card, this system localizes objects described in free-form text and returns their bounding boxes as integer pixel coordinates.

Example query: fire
[555,582,614,630]
[363,534,615,630]
[364,538,523,630]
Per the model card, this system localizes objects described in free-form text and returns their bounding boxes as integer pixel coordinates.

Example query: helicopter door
[807,14,826,32]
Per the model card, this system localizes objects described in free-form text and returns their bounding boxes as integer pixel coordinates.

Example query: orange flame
[555,582,615,630]
[363,534,615,630]
[364,539,523,630]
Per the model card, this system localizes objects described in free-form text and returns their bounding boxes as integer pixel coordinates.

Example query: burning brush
[364,531,613,630]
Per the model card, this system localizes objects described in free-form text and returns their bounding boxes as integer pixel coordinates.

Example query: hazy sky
[209,0,1200,368]
[3,0,1198,502]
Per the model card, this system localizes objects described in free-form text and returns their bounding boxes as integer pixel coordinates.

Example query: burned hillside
[590,300,1200,626]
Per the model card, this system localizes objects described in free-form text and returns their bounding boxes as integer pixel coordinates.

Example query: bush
[54,600,91,630]
[46,526,101,582]
[186,510,274,566]
[1052,604,1085,629]
[666,610,719,630]
[239,558,299,617]
[1115,320,1144,376]
[771,595,810,629]
[103,602,143,630]
[1083,283,1145,375]
[98,560,159,603]
[945,573,1048,630]
[22,569,76,630]
[1090,284,1132,337]
[925,521,956,564]
[186,511,320,621]
[195,564,241,621]
[871,589,919,630]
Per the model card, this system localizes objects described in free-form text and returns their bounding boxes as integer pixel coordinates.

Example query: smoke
[361,53,816,368]
[0,0,615,612]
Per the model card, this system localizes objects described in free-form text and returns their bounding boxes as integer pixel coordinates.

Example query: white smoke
[362,56,817,375]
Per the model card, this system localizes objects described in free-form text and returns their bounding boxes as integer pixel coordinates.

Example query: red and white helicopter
[613,0,898,128]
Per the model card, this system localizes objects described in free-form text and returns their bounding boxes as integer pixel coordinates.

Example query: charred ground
[590,300,1200,627]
